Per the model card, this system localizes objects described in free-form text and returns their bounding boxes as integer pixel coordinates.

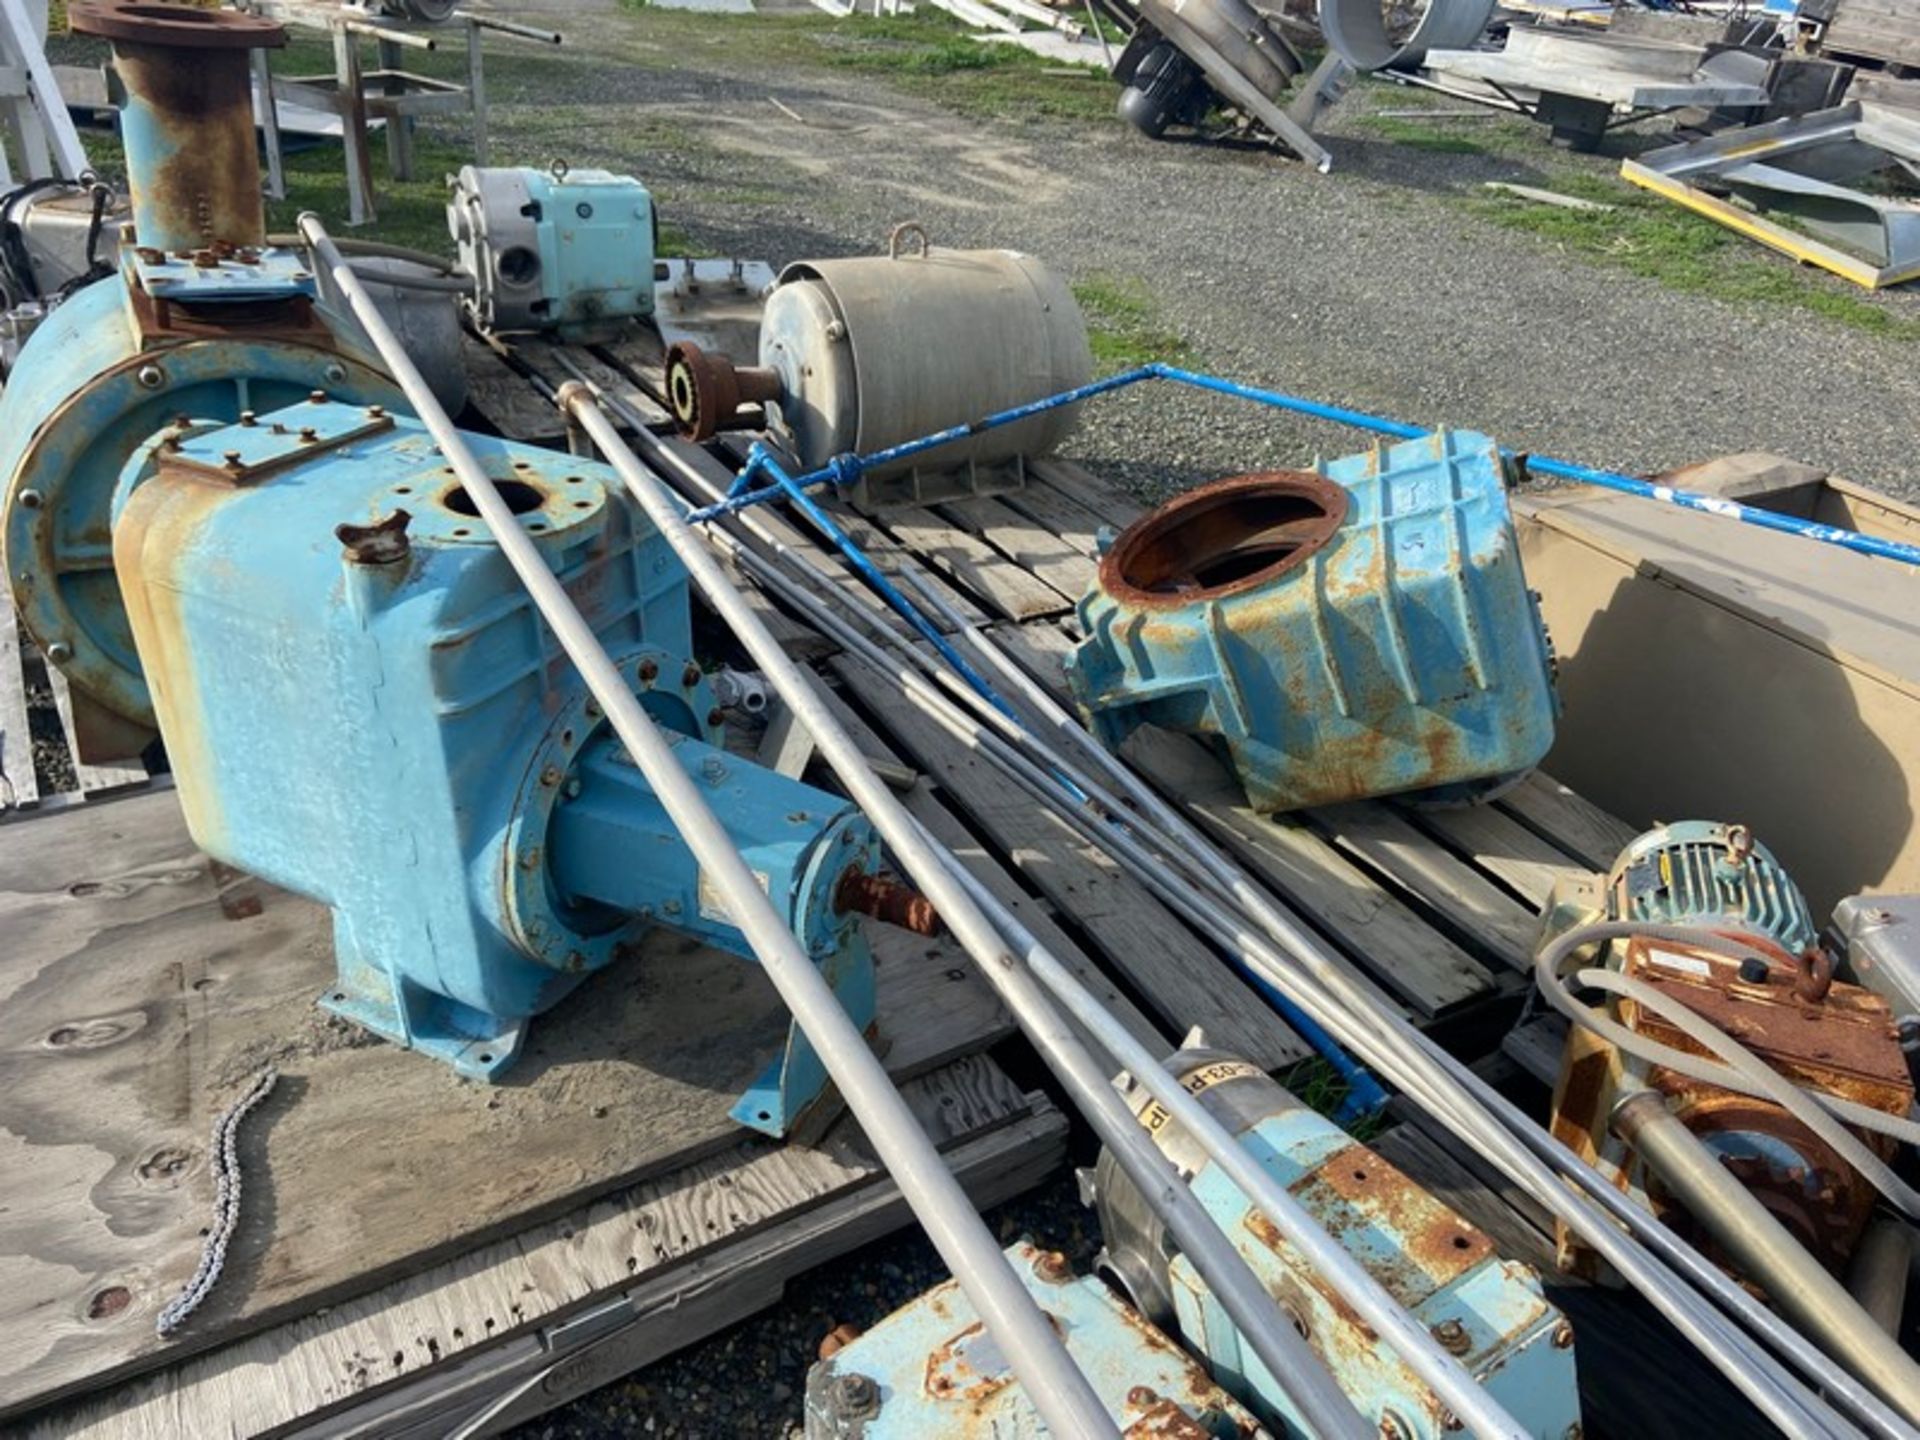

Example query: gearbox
[115,398,907,1135]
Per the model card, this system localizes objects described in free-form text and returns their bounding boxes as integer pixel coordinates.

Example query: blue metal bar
[739,442,1013,709]
[690,362,1920,569]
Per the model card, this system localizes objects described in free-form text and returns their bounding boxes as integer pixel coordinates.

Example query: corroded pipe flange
[69,0,284,46]
[1096,469,1349,610]
[664,341,781,442]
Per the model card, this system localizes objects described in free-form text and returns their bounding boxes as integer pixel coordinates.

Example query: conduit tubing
[795,579,1877,1439]
[1614,1089,1920,1425]
[299,214,1118,1440]
[556,379,1379,1440]
[931,610,1919,1440]
[549,357,1897,1438]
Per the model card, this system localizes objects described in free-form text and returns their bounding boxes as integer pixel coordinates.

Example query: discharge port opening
[444,480,546,517]
[1100,470,1349,608]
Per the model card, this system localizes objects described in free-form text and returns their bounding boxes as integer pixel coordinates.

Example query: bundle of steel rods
[545,358,1920,1440]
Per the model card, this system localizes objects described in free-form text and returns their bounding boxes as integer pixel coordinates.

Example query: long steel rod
[689,363,1920,569]
[556,380,1380,1440]
[930,841,1533,1440]
[300,215,1118,1440]
[813,576,1873,1439]
[556,358,1898,1435]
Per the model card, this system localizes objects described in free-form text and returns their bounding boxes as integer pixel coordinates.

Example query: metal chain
[156,1066,279,1337]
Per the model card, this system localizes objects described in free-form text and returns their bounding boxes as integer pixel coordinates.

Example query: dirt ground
[467,0,1918,504]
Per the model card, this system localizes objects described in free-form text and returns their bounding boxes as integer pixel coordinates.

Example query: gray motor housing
[1836,894,1920,1028]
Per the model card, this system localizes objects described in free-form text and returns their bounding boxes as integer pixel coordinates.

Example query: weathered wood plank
[1029,458,1146,526]
[993,470,1112,558]
[828,656,1308,1071]
[813,681,1167,1060]
[1405,799,1592,910]
[45,668,148,798]
[0,788,1008,1419]
[460,333,564,442]
[0,587,41,811]
[516,338,671,430]
[873,505,1074,622]
[1497,771,1637,872]
[1309,802,1538,972]
[31,1065,1058,1440]
[936,494,1098,600]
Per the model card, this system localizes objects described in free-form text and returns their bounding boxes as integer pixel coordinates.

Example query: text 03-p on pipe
[295,213,1121,1440]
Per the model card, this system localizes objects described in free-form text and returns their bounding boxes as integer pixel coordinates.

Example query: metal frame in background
[0,0,89,185]
[250,1,561,226]
[1622,100,1920,289]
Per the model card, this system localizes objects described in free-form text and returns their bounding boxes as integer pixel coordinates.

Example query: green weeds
[1071,272,1193,372]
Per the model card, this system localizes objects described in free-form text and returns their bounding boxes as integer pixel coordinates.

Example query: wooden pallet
[2,325,1724,1437]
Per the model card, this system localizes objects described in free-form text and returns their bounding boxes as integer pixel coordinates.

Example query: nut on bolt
[829,1371,880,1419]
[1431,1318,1471,1355]
[1034,1250,1072,1283]
[1552,1320,1575,1349]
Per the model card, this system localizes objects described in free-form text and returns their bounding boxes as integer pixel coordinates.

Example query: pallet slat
[0,589,40,811]
[829,654,1309,1070]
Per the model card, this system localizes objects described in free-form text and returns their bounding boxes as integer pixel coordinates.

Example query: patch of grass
[612,4,1115,124]
[1351,114,1488,157]
[1071,272,1192,373]
[1470,178,1920,340]
[1283,1057,1389,1141]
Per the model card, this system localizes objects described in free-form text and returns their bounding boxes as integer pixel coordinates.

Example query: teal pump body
[113,399,878,1135]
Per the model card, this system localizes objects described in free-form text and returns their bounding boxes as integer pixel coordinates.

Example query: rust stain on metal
[1097,470,1349,611]
[835,868,943,936]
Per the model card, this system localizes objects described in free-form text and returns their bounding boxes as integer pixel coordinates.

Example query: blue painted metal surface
[452,165,655,338]
[803,1241,1268,1438]
[113,400,877,1135]
[1168,1102,1579,1440]
[1065,430,1559,813]
[0,253,400,756]
[1608,821,1819,956]
[1096,1056,1578,1439]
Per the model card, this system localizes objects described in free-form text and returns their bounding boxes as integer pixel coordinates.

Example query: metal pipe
[556,378,1377,1440]
[1849,1218,1914,1339]
[688,362,1920,570]
[837,603,1872,1439]
[299,213,1119,1440]
[549,355,1897,1437]
[1613,1088,1920,1425]
[933,844,1531,1440]
[71,0,287,251]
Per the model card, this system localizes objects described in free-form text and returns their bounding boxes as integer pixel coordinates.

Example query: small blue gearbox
[114,397,892,1136]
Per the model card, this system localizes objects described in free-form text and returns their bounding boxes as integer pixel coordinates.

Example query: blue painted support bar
[691,362,1920,569]
[738,442,1012,709]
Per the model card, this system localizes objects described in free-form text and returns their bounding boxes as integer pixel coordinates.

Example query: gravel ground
[450,3,1917,1432]
[481,0,1918,503]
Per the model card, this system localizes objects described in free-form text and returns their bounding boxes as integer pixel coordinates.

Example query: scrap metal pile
[6,4,1920,1436]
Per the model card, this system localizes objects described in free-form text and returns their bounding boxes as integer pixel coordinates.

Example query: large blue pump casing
[113,399,877,1134]
[1066,430,1558,813]
[0,253,401,758]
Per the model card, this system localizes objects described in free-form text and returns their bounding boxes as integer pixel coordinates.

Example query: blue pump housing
[1066,430,1558,813]
[113,399,878,1135]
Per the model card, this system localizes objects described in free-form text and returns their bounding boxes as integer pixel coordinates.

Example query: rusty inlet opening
[445,480,545,516]
[1098,470,1349,608]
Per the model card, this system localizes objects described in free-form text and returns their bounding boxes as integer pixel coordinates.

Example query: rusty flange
[663,341,781,443]
[68,0,285,48]
[1096,469,1349,610]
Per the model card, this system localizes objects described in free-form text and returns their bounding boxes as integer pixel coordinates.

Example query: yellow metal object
[1620,159,1920,291]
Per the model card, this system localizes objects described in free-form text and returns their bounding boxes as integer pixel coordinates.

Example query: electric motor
[663,228,1093,509]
